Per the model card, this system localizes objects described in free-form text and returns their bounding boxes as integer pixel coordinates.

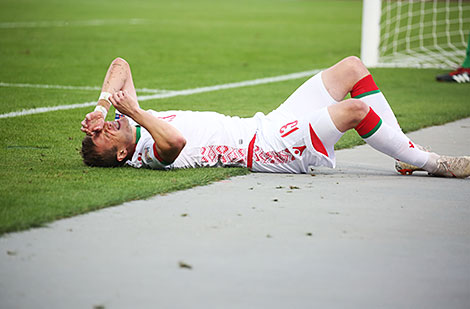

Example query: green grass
[0,0,469,235]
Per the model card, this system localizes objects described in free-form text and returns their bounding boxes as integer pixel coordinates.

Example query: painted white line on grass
[0,82,101,91]
[0,101,97,119]
[0,69,322,119]
[0,19,147,29]
[0,82,171,94]
[136,88,172,94]
[137,69,322,101]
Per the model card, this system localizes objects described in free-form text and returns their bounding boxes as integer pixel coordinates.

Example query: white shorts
[248,72,342,173]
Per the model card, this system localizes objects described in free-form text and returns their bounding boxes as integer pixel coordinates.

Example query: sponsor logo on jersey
[144,147,153,163]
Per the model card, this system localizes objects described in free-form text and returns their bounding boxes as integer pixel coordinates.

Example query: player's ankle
[422,152,440,174]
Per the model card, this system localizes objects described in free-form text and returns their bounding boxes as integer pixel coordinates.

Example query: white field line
[137,69,322,101]
[0,69,322,119]
[0,19,147,29]
[0,82,171,94]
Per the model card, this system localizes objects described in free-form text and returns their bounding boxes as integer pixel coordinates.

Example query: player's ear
[117,148,128,162]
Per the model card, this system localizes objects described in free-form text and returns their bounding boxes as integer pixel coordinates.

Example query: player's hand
[108,90,140,118]
[80,111,105,135]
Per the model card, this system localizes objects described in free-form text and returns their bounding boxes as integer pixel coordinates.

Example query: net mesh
[378,0,470,68]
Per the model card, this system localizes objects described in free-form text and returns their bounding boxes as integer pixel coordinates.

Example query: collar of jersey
[135,125,141,145]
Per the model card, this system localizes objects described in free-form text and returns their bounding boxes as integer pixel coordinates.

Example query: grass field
[0,0,469,235]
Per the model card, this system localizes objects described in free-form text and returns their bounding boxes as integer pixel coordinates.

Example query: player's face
[92,117,134,155]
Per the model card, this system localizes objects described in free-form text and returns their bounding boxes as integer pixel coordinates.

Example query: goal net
[361,0,470,68]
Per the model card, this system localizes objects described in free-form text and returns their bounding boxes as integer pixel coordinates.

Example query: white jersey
[126,110,257,170]
[125,72,344,173]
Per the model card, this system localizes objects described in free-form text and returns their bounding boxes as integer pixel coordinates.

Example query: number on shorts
[280,120,299,138]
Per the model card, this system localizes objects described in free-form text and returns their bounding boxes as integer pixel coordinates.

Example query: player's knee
[342,56,363,68]
[346,99,369,123]
[341,56,368,79]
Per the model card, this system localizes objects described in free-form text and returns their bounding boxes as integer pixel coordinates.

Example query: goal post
[361,0,470,69]
[361,0,382,67]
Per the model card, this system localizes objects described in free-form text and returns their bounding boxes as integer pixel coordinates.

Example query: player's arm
[80,98,109,135]
[81,57,137,135]
[110,91,186,164]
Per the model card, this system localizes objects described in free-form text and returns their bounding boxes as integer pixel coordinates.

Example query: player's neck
[129,125,138,156]
[131,125,137,145]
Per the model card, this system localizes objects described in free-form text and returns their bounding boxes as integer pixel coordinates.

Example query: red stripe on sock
[309,124,328,157]
[355,108,381,137]
[351,74,379,98]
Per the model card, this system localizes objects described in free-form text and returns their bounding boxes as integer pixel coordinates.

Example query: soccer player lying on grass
[80,57,470,178]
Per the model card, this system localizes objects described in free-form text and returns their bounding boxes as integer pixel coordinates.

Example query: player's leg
[463,33,470,69]
[265,57,406,173]
[275,56,365,116]
[436,33,470,83]
[322,56,402,132]
[327,99,470,178]
[324,56,427,175]
[321,56,369,101]
[274,56,401,130]
[328,99,429,166]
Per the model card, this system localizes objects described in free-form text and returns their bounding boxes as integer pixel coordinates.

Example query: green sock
[462,33,470,68]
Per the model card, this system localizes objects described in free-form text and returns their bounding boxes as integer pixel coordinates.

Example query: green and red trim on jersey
[135,125,141,144]
[133,125,142,153]
[137,125,170,166]
[152,143,172,165]
[351,74,381,98]
[355,108,382,139]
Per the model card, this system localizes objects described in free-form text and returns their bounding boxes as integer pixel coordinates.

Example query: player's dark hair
[81,135,124,167]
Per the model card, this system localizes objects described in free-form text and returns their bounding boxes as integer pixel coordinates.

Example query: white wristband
[94,104,108,118]
[95,92,112,118]
[99,91,112,104]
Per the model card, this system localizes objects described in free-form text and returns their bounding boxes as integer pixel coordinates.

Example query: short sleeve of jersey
[127,123,175,170]
[140,141,171,170]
